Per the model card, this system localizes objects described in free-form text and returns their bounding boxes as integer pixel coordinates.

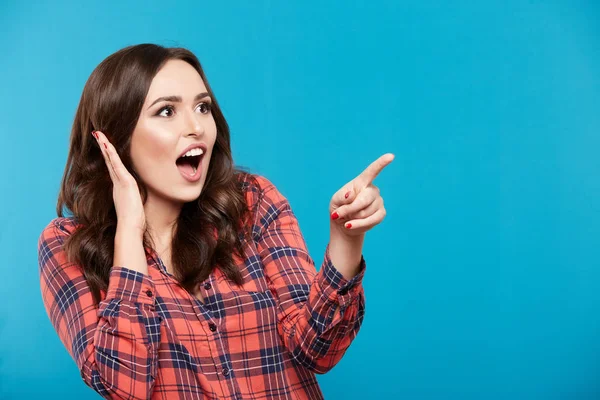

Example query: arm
[254,178,366,374]
[38,220,161,399]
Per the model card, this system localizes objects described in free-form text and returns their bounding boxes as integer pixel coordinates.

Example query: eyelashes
[156,101,212,117]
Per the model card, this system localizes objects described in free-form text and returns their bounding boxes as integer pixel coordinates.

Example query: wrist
[328,224,364,280]
[114,224,148,275]
[116,223,145,241]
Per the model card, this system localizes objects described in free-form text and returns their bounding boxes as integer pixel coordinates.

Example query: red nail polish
[345,223,352,229]
[344,191,351,199]
[331,212,339,220]
[103,143,107,149]
[92,131,98,139]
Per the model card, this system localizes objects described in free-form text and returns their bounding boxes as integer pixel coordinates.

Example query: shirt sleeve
[38,219,161,399]
[253,176,366,374]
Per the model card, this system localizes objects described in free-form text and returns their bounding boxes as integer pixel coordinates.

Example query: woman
[38,43,393,399]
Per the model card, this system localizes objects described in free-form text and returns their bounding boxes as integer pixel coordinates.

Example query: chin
[176,186,204,204]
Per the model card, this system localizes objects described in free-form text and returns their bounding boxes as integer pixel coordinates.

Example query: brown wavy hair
[56,43,257,304]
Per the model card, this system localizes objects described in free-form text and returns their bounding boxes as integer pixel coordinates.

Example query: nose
[182,108,205,136]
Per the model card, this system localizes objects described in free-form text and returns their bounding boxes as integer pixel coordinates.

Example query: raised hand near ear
[329,153,395,238]
[92,130,146,237]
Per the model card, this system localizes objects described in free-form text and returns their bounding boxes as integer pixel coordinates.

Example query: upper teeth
[181,148,204,157]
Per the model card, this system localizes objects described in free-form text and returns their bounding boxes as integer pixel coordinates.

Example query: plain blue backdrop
[1,1,599,398]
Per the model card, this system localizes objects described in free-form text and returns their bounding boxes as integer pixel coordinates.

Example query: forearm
[328,222,364,280]
[39,221,158,399]
[275,230,366,373]
[114,225,148,276]
[254,177,366,373]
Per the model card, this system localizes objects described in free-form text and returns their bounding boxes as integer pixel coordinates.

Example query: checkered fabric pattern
[38,174,366,399]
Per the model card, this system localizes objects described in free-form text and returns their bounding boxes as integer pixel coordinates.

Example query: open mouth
[175,154,202,176]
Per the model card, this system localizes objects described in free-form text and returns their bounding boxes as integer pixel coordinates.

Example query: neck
[143,193,182,253]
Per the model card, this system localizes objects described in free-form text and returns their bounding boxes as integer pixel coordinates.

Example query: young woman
[38,43,393,399]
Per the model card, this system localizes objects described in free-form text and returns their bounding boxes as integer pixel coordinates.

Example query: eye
[196,102,212,114]
[155,101,211,117]
[157,105,175,117]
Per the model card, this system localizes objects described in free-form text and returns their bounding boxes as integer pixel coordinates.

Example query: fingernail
[345,223,352,229]
[91,131,98,139]
[331,212,339,220]
[344,191,351,199]
[103,143,107,149]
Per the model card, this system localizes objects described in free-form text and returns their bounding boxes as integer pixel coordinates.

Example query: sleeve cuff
[104,266,156,306]
[318,243,366,307]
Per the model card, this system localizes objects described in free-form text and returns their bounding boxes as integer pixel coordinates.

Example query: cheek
[131,132,175,174]
[206,114,218,136]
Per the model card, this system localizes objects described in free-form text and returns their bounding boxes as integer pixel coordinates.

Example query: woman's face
[130,59,217,205]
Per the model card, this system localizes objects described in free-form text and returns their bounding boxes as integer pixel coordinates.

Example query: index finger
[356,153,395,187]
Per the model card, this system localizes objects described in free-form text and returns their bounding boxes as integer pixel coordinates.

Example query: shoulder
[237,171,276,195]
[38,216,81,246]
[236,171,289,209]
[37,217,82,280]
[236,172,294,236]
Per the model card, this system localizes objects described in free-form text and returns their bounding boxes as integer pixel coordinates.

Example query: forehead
[145,59,207,103]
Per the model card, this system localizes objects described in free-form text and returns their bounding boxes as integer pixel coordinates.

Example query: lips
[175,143,207,182]
[177,143,207,160]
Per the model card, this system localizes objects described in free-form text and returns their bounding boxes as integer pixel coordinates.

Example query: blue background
[1,1,599,398]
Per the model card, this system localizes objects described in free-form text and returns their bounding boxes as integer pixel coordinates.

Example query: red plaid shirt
[38,174,366,399]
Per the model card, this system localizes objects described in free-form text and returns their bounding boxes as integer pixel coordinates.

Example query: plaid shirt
[38,174,366,399]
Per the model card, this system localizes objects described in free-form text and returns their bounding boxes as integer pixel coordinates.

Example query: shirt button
[208,322,217,332]
[222,367,230,376]
[145,290,153,297]
[204,282,212,290]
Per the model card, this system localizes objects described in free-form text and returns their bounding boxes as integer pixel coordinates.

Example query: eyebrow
[147,92,210,110]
